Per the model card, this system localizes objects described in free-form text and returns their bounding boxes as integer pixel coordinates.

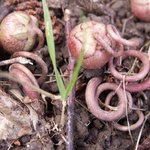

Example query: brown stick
[64,9,76,150]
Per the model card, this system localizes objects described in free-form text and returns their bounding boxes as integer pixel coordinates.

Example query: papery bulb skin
[131,0,150,22]
[0,11,42,53]
[68,21,114,69]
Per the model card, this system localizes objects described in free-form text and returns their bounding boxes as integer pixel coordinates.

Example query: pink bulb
[131,0,150,22]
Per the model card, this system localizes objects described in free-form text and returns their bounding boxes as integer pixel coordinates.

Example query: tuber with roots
[0,11,44,53]
[68,21,142,69]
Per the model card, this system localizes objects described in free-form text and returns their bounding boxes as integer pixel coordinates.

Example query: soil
[0,0,150,150]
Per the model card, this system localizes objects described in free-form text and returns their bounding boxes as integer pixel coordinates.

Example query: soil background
[0,0,150,150]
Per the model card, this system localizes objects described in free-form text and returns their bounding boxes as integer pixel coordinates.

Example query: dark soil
[0,0,150,150]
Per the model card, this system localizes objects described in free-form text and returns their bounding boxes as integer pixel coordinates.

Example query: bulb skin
[131,0,150,22]
[0,11,43,53]
[68,21,113,69]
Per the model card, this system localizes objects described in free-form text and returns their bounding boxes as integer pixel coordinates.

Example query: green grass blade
[42,0,56,67]
[42,0,66,99]
[54,68,66,99]
[65,29,90,99]
[65,49,84,99]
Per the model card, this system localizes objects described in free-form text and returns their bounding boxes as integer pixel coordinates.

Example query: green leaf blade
[54,68,66,99]
[42,0,56,66]
[42,0,66,99]
[65,50,84,99]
